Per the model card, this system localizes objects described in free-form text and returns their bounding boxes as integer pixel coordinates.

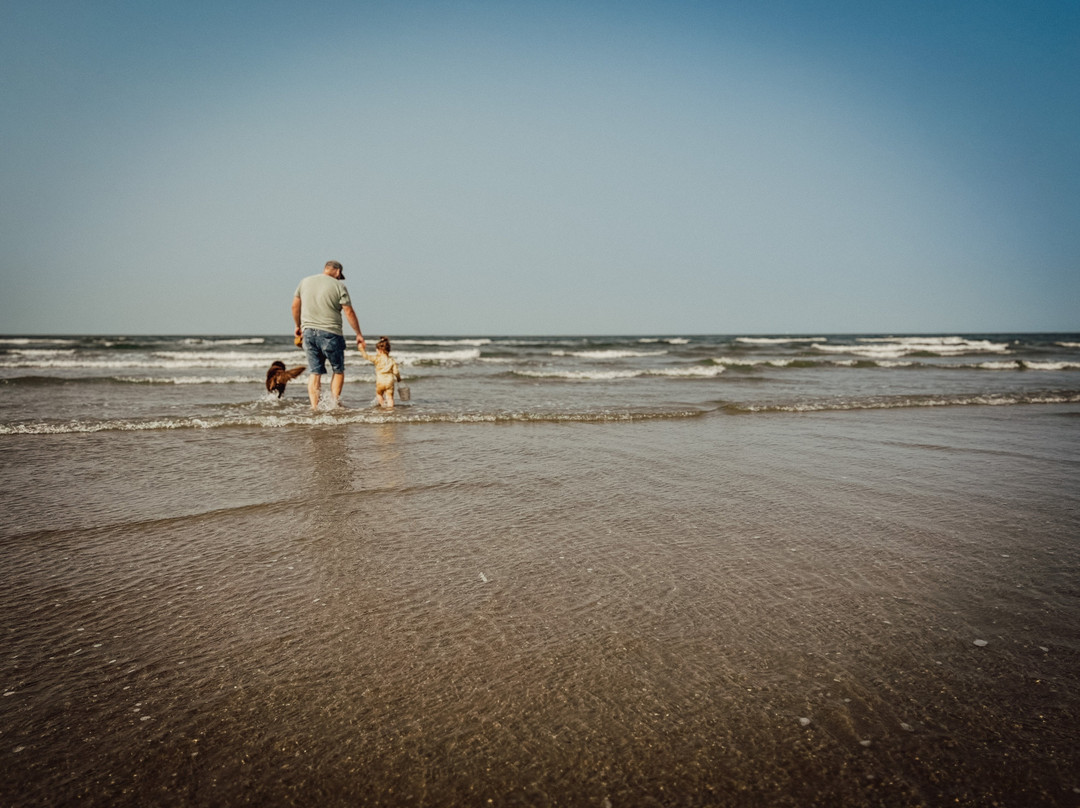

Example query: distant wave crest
[736,337,824,344]
[815,337,1011,358]
[513,366,724,380]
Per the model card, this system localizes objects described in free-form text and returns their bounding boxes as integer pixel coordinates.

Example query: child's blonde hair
[376,336,391,353]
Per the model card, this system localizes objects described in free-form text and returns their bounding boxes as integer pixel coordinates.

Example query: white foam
[0,338,77,345]
[732,391,1080,413]
[513,365,723,380]
[713,356,794,367]
[115,375,262,385]
[963,360,1080,371]
[0,355,276,370]
[1022,361,1080,371]
[813,338,1008,358]
[848,336,1009,355]
[180,337,265,346]
[514,369,642,380]
[0,406,709,433]
[7,348,78,357]
[551,349,667,359]
[736,337,824,344]
[396,348,481,364]
[973,361,1023,370]
[396,338,492,347]
[151,350,280,362]
[646,366,724,378]
[0,357,151,369]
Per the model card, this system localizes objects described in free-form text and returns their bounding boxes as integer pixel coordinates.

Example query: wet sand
[2,407,1079,806]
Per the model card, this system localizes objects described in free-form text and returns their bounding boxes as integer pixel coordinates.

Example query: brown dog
[266,361,306,398]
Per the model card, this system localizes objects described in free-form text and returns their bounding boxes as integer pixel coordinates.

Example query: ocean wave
[5,348,78,357]
[648,366,726,378]
[1020,361,1080,371]
[551,349,667,359]
[0,338,78,345]
[512,366,724,380]
[397,348,481,364]
[180,337,266,346]
[712,356,864,369]
[710,356,1076,372]
[713,357,799,368]
[0,372,386,387]
[832,336,1011,357]
[0,407,707,434]
[513,369,642,381]
[735,337,825,344]
[638,337,691,345]
[115,375,263,385]
[396,338,492,347]
[150,350,283,362]
[723,391,1080,414]
[0,356,286,370]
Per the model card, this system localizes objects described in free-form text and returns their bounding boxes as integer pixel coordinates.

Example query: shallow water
[2,402,1079,806]
[2,333,1079,433]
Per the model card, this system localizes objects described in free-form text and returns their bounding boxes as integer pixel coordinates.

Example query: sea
[1,333,1079,806]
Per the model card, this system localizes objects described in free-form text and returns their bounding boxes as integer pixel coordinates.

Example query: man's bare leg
[308,373,322,409]
[330,373,345,407]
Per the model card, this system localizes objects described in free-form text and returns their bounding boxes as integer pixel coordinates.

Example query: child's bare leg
[385,390,395,409]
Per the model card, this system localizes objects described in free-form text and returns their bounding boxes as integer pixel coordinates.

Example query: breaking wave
[551,349,667,359]
[735,336,825,344]
[512,366,725,380]
[812,336,1011,358]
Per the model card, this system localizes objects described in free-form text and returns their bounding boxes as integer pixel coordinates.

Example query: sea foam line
[844,336,1010,355]
[551,349,667,359]
[180,337,266,346]
[396,338,492,347]
[0,408,707,434]
[0,338,78,345]
[725,391,1080,414]
[735,337,825,344]
[512,366,724,380]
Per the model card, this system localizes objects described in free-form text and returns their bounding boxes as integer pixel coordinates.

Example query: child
[360,336,402,408]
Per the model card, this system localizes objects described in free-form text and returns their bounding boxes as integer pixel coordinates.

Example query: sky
[1,0,1077,336]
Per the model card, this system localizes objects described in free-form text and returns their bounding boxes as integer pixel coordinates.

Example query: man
[292,260,366,409]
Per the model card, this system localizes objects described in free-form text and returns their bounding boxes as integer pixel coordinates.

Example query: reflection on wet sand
[1,410,1078,806]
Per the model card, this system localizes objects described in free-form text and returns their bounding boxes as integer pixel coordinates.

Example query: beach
[2,334,1079,806]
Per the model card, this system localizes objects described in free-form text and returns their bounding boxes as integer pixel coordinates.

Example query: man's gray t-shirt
[295,274,352,335]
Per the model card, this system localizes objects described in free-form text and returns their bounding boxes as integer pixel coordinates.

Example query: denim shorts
[302,329,346,375]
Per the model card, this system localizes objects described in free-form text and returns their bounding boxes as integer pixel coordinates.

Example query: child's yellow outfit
[360,349,401,396]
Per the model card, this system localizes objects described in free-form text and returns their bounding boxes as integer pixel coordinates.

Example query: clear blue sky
[2,0,1077,335]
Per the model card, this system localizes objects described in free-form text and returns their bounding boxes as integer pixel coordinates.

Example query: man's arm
[291,296,302,336]
[342,305,366,352]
